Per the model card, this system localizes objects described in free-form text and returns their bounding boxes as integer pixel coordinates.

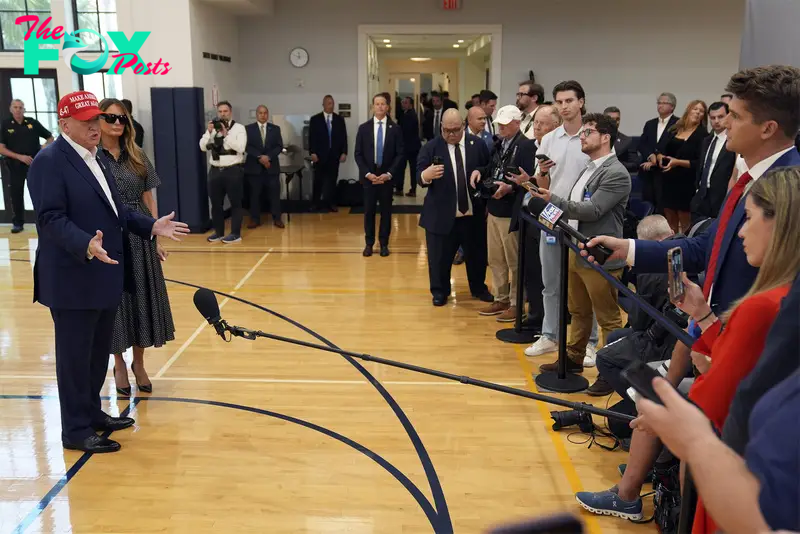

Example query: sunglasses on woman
[101,113,130,125]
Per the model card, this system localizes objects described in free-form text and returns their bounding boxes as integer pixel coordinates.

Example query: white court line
[153,248,273,379]
[0,375,525,387]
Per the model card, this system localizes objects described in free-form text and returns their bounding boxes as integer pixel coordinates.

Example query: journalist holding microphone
[529,112,631,374]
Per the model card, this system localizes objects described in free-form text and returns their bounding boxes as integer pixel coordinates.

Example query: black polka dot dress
[103,146,176,354]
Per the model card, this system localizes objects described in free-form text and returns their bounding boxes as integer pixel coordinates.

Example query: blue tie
[327,115,332,147]
[376,120,384,167]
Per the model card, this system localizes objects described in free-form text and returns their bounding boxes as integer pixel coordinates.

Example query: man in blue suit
[29,91,189,454]
[244,105,284,228]
[576,65,800,519]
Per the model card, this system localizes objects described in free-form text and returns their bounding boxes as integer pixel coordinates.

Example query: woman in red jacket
[670,166,800,533]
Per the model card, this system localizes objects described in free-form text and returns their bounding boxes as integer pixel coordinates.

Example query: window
[79,70,122,101]
[73,0,117,52]
[9,75,59,136]
[0,0,52,51]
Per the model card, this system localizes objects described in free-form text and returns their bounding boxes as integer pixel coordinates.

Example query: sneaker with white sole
[222,234,242,244]
[207,233,222,243]
[584,343,597,367]
[525,336,557,357]
[575,489,643,521]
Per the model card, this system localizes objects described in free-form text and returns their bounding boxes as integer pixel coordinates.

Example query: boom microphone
[193,287,228,340]
[525,196,613,265]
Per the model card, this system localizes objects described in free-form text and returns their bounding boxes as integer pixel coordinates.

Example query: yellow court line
[154,248,273,378]
[514,346,602,534]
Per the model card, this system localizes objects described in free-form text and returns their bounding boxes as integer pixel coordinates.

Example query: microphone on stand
[524,196,613,265]
[193,287,229,340]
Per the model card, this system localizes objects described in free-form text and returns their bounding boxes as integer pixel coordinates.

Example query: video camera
[206,118,235,161]
[473,134,521,199]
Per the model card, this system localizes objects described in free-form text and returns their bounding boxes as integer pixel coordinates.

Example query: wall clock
[290,47,309,68]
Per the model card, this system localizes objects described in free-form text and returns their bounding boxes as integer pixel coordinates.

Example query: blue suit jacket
[634,148,800,315]
[244,122,283,176]
[29,136,155,311]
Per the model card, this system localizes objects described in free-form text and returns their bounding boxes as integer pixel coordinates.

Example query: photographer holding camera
[469,105,535,321]
[199,100,247,244]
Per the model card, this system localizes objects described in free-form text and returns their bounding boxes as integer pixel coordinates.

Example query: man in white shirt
[529,113,631,373]
[517,80,544,140]
[479,90,498,138]
[199,100,247,244]
[690,101,736,221]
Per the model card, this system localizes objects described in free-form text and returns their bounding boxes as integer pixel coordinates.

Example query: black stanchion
[534,229,589,393]
[496,220,540,344]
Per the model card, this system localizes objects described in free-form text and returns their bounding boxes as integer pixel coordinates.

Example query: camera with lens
[212,118,229,132]
[473,137,519,199]
[207,119,232,161]
[550,409,594,433]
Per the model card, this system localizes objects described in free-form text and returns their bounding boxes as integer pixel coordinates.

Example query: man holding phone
[469,105,535,321]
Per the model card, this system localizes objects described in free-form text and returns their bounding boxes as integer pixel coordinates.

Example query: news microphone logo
[538,203,564,230]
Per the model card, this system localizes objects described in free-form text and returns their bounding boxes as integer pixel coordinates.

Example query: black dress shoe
[380,245,390,257]
[363,246,373,257]
[63,435,121,453]
[92,415,135,432]
[432,295,447,307]
[472,291,494,303]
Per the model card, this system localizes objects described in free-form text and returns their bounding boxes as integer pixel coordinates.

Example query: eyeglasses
[101,113,129,125]
[657,101,673,106]
[579,128,599,138]
[442,126,463,135]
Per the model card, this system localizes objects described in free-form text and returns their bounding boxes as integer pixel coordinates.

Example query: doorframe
[357,24,502,125]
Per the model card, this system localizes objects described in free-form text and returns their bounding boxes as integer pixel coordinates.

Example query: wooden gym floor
[0,211,649,534]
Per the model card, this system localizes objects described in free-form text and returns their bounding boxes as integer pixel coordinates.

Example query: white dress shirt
[448,134,473,217]
[702,131,728,188]
[520,106,539,140]
[656,115,673,142]
[63,133,118,217]
[626,146,798,268]
[566,153,614,229]
[199,121,247,167]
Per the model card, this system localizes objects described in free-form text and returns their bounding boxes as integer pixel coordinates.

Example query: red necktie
[702,171,753,298]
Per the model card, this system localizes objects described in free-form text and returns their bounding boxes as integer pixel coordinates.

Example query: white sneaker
[525,337,557,357]
[584,343,597,367]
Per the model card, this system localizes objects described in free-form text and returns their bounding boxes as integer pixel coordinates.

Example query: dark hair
[442,91,449,98]
[552,80,586,114]
[479,89,498,103]
[471,93,480,99]
[603,106,621,114]
[708,101,730,114]
[372,93,388,104]
[725,65,800,138]
[217,100,232,110]
[380,92,391,107]
[121,98,133,114]
[323,94,333,100]
[430,91,441,99]
[465,101,474,110]
[721,93,733,99]
[403,96,415,106]
[519,80,545,104]
[582,112,617,146]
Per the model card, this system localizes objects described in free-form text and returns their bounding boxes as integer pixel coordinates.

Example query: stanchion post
[496,218,539,344]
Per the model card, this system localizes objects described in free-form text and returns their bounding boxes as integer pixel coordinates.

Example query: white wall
[238,0,744,178]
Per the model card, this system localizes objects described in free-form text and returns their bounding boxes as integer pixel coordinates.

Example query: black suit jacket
[354,117,405,186]
[690,135,736,219]
[422,108,444,141]
[508,137,537,232]
[400,109,421,153]
[443,98,458,111]
[614,132,640,173]
[638,116,678,159]
[417,133,490,235]
[244,122,283,175]
[132,119,144,148]
[308,112,348,162]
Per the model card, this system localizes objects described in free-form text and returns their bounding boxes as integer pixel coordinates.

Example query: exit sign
[442,0,460,9]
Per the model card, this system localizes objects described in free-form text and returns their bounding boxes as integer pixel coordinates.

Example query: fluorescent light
[410,57,431,62]
[385,44,392,48]
[457,39,464,43]
[453,44,460,48]
[383,39,391,43]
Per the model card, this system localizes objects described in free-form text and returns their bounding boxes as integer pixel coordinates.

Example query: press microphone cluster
[191,288,634,423]
[524,196,613,265]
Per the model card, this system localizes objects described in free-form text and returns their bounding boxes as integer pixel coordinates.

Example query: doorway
[0,69,59,224]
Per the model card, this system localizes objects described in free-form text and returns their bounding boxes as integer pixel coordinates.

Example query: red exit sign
[442,0,460,9]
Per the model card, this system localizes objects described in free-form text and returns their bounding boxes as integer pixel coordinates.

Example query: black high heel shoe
[114,366,132,396]
[131,361,153,393]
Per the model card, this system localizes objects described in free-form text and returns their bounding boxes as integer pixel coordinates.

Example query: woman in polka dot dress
[99,98,175,395]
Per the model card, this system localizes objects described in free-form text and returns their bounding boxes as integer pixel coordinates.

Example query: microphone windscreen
[526,195,549,217]
[193,288,221,322]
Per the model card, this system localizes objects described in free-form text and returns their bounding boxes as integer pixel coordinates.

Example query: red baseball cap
[57,91,104,121]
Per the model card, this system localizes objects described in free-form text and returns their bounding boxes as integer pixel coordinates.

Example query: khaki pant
[487,214,519,306]
[566,253,623,364]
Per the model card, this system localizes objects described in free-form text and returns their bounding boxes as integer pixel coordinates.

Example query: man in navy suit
[637,93,678,209]
[28,91,189,454]
[576,65,800,518]
[354,94,404,257]
[244,105,284,228]
[418,108,493,306]
[309,95,348,212]
[397,96,421,197]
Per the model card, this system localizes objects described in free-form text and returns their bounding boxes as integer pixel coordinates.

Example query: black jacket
[244,122,283,175]
[308,112,348,162]
[484,134,535,220]
[400,109,421,153]
[638,115,678,159]
[690,134,736,219]
[614,132,640,173]
[354,117,405,186]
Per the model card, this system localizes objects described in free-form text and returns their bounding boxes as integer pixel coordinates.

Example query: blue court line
[165,279,454,533]
[9,397,140,534]
[2,395,438,532]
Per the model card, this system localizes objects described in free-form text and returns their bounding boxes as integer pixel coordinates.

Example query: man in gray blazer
[530,113,631,373]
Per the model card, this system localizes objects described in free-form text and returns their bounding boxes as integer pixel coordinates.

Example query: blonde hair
[723,167,800,320]
[670,99,707,135]
[99,98,147,178]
